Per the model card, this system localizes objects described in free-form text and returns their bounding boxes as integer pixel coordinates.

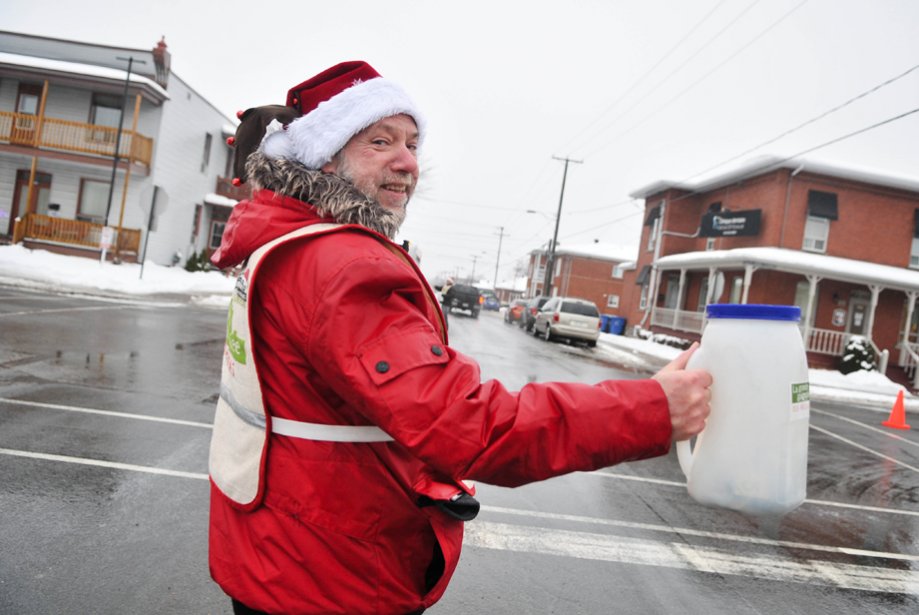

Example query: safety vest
[209,223,400,508]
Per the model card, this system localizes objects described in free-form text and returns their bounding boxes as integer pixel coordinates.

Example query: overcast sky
[3,0,918,285]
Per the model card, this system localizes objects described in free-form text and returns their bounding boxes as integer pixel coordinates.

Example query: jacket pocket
[358,326,449,386]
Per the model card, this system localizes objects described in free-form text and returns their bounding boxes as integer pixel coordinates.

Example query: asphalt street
[1,285,918,614]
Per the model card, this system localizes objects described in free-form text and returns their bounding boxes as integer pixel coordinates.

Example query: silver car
[533,297,601,347]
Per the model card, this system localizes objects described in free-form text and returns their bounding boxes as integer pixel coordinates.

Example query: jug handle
[676,438,693,477]
[676,342,705,478]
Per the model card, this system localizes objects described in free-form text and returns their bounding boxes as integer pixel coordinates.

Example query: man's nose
[391,143,419,176]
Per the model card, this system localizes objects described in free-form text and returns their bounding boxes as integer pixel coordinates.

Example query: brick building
[625,156,919,386]
[526,241,636,318]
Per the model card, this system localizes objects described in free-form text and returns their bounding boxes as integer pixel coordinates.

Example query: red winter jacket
[208,189,672,614]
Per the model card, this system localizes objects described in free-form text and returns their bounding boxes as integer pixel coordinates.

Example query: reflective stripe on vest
[219,383,393,443]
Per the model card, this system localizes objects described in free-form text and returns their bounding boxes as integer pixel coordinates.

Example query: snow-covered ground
[0,244,915,414]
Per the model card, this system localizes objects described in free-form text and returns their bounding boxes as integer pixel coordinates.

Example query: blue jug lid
[706,303,801,321]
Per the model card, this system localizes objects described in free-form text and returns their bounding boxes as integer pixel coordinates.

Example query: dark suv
[519,295,549,332]
[443,284,482,318]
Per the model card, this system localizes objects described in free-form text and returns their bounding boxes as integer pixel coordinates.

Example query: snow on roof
[657,247,919,292]
[0,51,169,100]
[554,242,637,262]
[630,155,919,199]
[222,124,238,136]
[204,193,238,208]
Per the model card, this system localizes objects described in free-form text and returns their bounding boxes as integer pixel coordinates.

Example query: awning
[635,265,651,285]
[807,190,838,220]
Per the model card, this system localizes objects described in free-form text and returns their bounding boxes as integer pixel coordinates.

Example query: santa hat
[261,61,425,169]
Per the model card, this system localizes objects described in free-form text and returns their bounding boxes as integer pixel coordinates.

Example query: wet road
[1,286,918,614]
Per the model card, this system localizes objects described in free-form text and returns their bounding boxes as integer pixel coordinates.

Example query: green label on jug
[791,382,810,420]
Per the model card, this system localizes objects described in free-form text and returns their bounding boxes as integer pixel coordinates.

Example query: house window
[802,216,829,252]
[201,133,213,173]
[706,238,716,251]
[697,277,709,311]
[911,237,919,269]
[639,285,648,310]
[607,294,620,309]
[612,263,625,278]
[647,215,660,252]
[77,179,111,222]
[90,94,122,143]
[209,220,226,249]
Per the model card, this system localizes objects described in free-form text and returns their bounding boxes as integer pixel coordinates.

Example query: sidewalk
[595,331,918,414]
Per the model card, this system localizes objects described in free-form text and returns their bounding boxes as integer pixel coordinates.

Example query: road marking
[0,397,212,429]
[813,408,919,449]
[465,520,919,593]
[3,446,917,573]
[811,425,919,474]
[481,505,919,562]
[589,470,919,517]
[0,448,208,480]
[0,305,134,318]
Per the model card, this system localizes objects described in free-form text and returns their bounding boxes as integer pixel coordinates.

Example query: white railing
[650,307,705,334]
[805,327,848,356]
[900,341,919,389]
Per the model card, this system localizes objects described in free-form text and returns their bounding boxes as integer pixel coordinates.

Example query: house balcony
[0,111,153,168]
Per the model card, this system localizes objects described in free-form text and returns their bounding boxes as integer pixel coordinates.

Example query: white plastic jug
[676,304,810,515]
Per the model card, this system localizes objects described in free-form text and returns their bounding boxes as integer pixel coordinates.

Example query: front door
[8,170,52,234]
[847,295,870,336]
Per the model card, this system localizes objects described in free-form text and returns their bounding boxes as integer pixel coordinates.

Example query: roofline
[629,155,919,200]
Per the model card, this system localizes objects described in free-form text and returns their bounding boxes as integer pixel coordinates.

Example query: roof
[549,242,637,262]
[656,246,919,293]
[0,50,169,103]
[630,155,919,200]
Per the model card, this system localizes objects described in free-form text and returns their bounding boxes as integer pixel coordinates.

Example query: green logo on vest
[226,302,247,364]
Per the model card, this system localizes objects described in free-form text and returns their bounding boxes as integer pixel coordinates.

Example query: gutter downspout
[780,164,805,247]
[639,199,666,328]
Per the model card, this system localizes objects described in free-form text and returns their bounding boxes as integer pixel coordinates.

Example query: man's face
[322,114,420,218]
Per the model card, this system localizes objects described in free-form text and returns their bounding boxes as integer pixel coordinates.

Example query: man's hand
[652,343,712,442]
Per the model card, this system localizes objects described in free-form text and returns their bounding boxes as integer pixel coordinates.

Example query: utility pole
[102,55,146,263]
[470,254,480,282]
[493,226,506,289]
[543,155,583,296]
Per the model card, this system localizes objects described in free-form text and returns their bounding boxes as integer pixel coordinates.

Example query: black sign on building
[699,209,762,237]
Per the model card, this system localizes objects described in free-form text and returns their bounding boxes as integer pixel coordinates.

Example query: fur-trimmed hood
[210,152,402,269]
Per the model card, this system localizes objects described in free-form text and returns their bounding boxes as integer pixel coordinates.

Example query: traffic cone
[882,390,910,430]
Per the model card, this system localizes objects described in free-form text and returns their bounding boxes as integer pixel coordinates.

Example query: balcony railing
[15,213,140,256]
[650,307,705,334]
[0,112,153,167]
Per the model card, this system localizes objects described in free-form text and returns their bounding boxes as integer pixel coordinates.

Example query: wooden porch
[12,213,141,263]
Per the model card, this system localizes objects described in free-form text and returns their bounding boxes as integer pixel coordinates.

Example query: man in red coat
[208,61,712,615]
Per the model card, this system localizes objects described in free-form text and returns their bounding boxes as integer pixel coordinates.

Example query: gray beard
[245,151,404,239]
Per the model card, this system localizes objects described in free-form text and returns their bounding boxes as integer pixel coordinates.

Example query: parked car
[533,297,601,347]
[478,288,500,311]
[519,296,550,331]
[518,295,549,333]
[504,299,527,324]
[442,283,481,318]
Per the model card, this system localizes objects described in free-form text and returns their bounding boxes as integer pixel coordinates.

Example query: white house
[0,30,241,266]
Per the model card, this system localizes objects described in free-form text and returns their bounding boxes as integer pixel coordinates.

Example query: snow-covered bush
[838,335,877,374]
[632,326,692,350]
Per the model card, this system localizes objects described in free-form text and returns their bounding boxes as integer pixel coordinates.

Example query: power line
[559,0,733,155]
[581,0,811,160]
[683,62,919,180]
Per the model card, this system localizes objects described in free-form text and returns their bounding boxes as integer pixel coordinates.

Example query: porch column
[803,274,821,348]
[900,291,918,365]
[866,284,882,339]
[672,268,686,329]
[741,264,756,304]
